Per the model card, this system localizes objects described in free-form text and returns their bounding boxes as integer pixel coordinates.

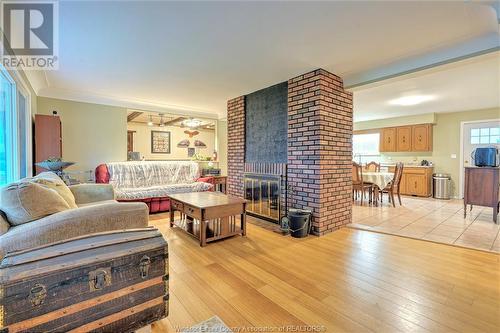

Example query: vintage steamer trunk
[0,228,168,333]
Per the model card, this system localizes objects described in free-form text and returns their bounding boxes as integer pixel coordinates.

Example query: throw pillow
[32,172,78,209]
[0,211,10,235]
[0,181,70,225]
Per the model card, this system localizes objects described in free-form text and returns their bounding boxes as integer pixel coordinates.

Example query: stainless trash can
[433,173,451,199]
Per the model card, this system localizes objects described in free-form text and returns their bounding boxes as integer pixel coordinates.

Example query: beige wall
[355,113,436,131]
[354,108,500,197]
[127,122,215,160]
[37,97,128,172]
[217,119,228,175]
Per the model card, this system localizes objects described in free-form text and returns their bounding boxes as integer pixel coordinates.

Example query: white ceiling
[352,52,500,122]
[33,1,500,119]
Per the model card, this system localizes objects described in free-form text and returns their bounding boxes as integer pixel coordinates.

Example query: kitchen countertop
[382,163,434,168]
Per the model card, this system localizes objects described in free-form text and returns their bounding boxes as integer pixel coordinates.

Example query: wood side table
[213,176,227,193]
[169,192,247,246]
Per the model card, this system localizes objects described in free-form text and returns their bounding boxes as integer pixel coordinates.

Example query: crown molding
[37,87,223,119]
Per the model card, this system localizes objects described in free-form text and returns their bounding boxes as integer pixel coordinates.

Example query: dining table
[363,171,394,206]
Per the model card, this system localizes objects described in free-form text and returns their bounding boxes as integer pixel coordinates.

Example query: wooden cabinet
[389,166,433,197]
[380,128,396,152]
[396,126,412,151]
[464,167,499,223]
[127,130,135,152]
[406,173,427,196]
[34,115,62,175]
[412,124,432,151]
[378,123,432,152]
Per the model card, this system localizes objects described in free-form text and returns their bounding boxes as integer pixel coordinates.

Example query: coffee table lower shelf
[171,218,243,245]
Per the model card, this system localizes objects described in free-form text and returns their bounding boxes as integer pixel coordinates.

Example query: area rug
[181,316,232,333]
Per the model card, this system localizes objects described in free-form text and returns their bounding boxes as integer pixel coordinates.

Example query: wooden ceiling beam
[163,116,186,126]
[127,111,143,122]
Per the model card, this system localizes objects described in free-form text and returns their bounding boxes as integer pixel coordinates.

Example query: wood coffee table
[169,192,247,246]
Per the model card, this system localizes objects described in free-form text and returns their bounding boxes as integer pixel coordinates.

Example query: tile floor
[350,195,500,253]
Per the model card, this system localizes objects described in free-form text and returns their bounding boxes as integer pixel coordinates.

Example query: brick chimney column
[288,69,353,235]
[227,96,245,198]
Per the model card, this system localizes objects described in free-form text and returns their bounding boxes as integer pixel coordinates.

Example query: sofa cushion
[114,182,213,200]
[77,199,117,208]
[0,181,70,226]
[69,183,115,205]
[0,201,149,258]
[32,172,78,209]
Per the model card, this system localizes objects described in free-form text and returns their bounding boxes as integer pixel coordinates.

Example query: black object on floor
[289,209,312,238]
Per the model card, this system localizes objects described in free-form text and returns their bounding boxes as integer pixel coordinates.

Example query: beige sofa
[0,178,149,259]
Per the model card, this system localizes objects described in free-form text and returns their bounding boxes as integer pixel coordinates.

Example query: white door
[460,120,500,197]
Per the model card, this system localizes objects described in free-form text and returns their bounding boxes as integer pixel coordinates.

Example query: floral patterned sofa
[95,161,214,213]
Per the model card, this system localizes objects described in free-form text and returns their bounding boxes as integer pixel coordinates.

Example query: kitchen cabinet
[396,126,412,151]
[380,128,396,152]
[412,124,432,151]
[406,173,427,196]
[389,166,433,197]
[378,123,433,152]
[35,115,62,175]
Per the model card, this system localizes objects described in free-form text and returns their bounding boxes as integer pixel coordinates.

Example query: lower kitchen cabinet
[389,166,433,197]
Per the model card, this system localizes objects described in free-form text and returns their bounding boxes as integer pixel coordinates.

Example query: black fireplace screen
[244,174,282,223]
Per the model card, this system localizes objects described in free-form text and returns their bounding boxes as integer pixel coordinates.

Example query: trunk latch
[29,284,47,307]
[139,255,151,279]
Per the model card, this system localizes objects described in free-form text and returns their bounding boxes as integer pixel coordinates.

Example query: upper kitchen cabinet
[412,124,433,151]
[396,126,412,151]
[380,127,396,152]
[378,123,433,152]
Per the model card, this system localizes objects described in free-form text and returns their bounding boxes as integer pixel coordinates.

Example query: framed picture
[151,131,171,154]
[188,147,195,157]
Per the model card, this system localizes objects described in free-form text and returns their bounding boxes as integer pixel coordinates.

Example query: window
[470,127,500,145]
[0,65,31,186]
[0,68,17,185]
[353,133,381,164]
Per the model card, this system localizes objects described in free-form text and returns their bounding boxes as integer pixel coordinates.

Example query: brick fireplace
[227,69,353,235]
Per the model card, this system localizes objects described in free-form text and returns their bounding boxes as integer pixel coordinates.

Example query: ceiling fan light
[184,118,202,128]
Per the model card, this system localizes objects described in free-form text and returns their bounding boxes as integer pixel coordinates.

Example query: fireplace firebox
[244,173,285,223]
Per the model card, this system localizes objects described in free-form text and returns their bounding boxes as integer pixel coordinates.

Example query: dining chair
[352,162,373,206]
[380,162,404,207]
[365,161,381,172]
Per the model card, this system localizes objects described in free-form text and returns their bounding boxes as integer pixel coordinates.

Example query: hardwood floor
[149,213,500,333]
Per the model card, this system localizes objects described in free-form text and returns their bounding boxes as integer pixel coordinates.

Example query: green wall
[37,97,128,172]
[354,108,500,197]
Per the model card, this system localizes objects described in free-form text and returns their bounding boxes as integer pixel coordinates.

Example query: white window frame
[470,127,500,145]
[0,65,19,183]
[459,118,500,198]
[0,63,33,183]
[14,77,33,178]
